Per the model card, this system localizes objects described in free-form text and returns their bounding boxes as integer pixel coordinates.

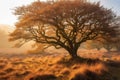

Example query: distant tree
[113,17,120,51]
[85,40,103,50]
[103,37,116,51]
[9,1,119,58]
[98,16,120,52]
[115,38,120,51]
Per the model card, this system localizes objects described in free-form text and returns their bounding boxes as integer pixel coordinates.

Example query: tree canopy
[9,0,119,58]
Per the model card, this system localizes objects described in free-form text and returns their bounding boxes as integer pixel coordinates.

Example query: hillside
[0,50,120,80]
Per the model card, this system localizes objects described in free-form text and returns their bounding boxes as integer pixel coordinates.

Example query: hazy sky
[0,0,120,26]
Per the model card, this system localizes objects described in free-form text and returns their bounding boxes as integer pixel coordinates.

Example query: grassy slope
[0,51,120,80]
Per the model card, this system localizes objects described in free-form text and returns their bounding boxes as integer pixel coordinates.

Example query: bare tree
[9,1,119,58]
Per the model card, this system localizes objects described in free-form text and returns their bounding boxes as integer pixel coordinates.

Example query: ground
[0,49,120,80]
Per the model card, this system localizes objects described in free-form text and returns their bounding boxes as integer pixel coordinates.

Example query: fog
[0,24,32,54]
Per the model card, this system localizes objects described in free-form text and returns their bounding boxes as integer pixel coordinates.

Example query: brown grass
[0,49,119,80]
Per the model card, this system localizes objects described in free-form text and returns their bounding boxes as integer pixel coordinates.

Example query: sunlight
[0,1,120,80]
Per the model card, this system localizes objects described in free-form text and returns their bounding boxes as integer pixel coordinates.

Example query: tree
[96,16,120,52]
[115,38,120,51]
[9,1,119,58]
[84,40,103,50]
[113,17,120,51]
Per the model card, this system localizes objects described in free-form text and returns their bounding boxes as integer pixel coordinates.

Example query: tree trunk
[68,48,78,58]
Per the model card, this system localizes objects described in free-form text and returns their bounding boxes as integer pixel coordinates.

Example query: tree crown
[9,0,119,57]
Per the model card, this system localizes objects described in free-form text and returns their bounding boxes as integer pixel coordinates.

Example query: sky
[0,0,34,26]
[0,0,120,26]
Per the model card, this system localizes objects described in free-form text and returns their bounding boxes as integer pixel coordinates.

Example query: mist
[0,24,32,54]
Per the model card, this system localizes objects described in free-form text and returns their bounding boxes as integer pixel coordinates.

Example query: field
[0,49,120,80]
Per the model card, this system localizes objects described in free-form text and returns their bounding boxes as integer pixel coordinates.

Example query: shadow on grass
[29,74,57,80]
[57,56,101,66]
[71,69,116,80]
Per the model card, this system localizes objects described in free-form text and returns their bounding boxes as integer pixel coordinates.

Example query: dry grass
[0,49,120,80]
